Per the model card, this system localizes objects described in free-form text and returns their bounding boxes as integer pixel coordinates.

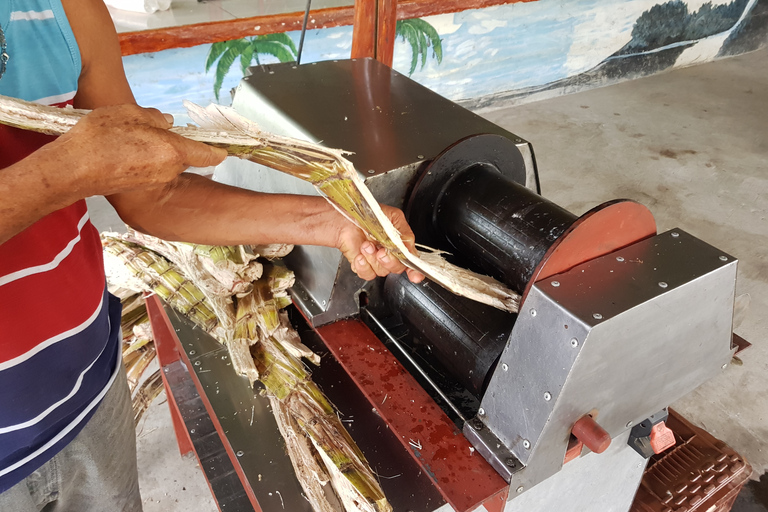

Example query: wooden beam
[118,0,536,56]
[376,0,398,67]
[351,0,377,59]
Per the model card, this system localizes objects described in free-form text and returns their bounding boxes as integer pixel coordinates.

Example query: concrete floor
[89,45,768,511]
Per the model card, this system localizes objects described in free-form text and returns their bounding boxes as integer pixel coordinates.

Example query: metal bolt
[593,313,603,320]
[719,255,728,261]
[367,169,375,174]
[530,309,537,317]
[417,154,424,159]
[523,440,531,449]
[551,281,560,287]
[505,458,517,468]
[514,138,523,143]
[236,451,244,457]
[626,421,633,428]
[570,338,579,348]
[544,392,552,401]
[659,282,668,288]
[321,300,327,306]
[472,419,484,430]
[616,256,625,262]
[671,232,679,238]
[478,408,486,417]
[502,363,509,371]
[190,429,196,434]
[516,486,525,494]
[189,350,196,355]
[194,361,201,366]
[722,363,728,369]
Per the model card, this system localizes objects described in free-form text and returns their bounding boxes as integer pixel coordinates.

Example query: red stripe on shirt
[0,218,105,364]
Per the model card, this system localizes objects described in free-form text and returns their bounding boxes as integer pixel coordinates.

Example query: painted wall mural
[122,0,767,124]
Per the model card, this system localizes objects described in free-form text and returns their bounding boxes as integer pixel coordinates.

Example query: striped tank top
[0,0,122,493]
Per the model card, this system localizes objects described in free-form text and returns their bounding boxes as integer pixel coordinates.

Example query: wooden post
[351,0,398,66]
[377,0,398,67]
[351,0,377,59]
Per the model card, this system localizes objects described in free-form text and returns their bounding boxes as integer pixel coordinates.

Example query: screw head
[502,363,509,371]
[367,169,375,174]
[221,355,228,360]
[671,232,680,238]
[719,255,728,261]
[544,392,552,401]
[478,408,486,417]
[472,419,484,430]
[659,282,668,288]
[616,256,625,262]
[516,486,525,493]
[570,338,579,348]
[189,350,196,355]
[190,429,196,434]
[722,363,728,369]
[530,309,537,317]
[236,450,244,457]
[194,361,201,366]
[551,281,560,287]
[593,313,603,320]
[626,421,633,428]
[417,154,425,159]
[505,458,517,468]
[523,440,531,449]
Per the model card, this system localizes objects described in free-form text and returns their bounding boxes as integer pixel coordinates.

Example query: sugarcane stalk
[102,233,390,512]
[0,94,520,313]
[270,395,345,512]
[133,369,165,426]
[126,346,157,393]
[103,236,226,341]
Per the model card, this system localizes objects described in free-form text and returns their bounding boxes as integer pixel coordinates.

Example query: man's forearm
[0,144,84,244]
[108,173,347,248]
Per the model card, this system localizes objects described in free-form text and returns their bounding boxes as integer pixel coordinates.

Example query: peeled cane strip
[270,396,344,512]
[0,94,519,313]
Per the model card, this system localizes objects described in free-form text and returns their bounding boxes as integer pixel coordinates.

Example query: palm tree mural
[205,19,443,100]
[206,33,298,100]
[396,18,443,75]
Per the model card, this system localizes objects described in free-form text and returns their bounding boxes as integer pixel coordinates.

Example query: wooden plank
[351,0,377,59]
[119,6,355,56]
[377,0,398,66]
[118,0,536,56]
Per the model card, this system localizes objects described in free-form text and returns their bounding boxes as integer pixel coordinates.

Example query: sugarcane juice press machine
[149,58,745,512]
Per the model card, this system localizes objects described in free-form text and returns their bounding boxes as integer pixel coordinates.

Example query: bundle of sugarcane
[0,94,519,313]
[111,289,166,426]
[103,234,391,512]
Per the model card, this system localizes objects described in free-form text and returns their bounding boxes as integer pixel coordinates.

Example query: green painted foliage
[206,34,298,100]
[396,18,443,76]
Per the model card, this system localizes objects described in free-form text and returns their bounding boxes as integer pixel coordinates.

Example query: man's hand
[337,205,425,283]
[51,104,227,197]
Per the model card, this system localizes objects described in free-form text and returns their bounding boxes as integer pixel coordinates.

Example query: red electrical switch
[650,421,676,454]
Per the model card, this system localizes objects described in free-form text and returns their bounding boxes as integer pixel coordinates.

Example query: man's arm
[64,0,422,282]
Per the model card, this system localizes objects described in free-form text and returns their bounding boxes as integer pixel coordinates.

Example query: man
[0,0,423,510]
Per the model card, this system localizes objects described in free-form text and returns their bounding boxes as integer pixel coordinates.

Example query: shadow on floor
[733,474,768,512]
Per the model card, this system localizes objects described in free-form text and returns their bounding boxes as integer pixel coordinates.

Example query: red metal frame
[315,318,509,512]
